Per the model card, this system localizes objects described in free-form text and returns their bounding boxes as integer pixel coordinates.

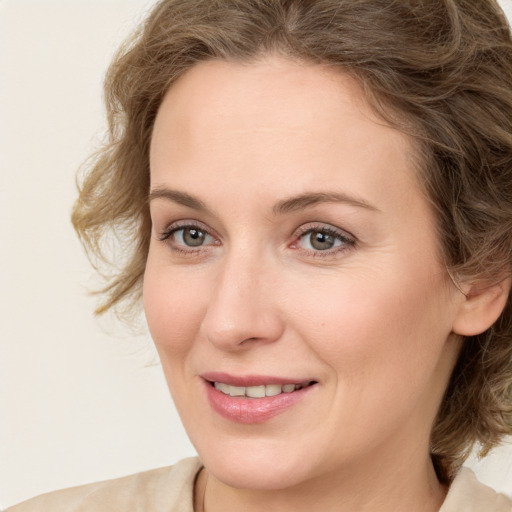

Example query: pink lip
[201,373,317,424]
[201,372,313,387]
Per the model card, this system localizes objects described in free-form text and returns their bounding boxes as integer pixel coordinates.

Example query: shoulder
[440,467,512,512]
[6,457,202,512]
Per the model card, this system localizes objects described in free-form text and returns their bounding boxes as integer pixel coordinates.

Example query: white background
[1,0,511,508]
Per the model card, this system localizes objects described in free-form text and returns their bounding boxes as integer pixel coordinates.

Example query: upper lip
[201,372,316,387]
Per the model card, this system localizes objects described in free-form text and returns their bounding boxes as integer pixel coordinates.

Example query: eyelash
[290,224,356,257]
[158,221,356,258]
[158,221,218,256]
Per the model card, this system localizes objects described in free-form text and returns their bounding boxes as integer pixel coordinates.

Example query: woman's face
[144,57,464,490]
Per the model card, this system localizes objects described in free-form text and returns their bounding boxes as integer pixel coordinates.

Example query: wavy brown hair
[72,0,512,482]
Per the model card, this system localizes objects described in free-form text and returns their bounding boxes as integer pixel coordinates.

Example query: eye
[158,222,217,252]
[293,224,355,255]
[301,230,340,251]
[174,227,210,247]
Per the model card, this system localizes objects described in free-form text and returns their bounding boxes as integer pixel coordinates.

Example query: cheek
[143,259,205,357]
[289,266,457,452]
[295,260,455,391]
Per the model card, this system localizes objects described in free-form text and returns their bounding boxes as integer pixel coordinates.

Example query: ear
[452,276,511,336]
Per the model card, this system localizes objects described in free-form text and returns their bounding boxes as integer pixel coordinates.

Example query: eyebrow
[148,188,210,213]
[273,192,379,215]
[148,187,379,215]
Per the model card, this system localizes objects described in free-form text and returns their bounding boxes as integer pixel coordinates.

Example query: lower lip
[203,381,314,424]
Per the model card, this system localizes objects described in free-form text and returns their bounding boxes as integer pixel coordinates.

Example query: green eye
[181,228,207,247]
[161,225,215,249]
[308,231,337,251]
[296,226,354,254]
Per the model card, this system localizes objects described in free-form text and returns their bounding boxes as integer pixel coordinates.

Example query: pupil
[184,228,205,247]
[311,231,334,250]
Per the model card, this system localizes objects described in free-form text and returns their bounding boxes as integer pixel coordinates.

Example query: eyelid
[158,219,217,240]
[157,220,221,257]
[293,222,355,242]
[156,219,356,258]
[290,222,356,256]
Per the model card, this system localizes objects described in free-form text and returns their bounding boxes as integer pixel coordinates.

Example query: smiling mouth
[204,377,318,423]
[211,381,316,398]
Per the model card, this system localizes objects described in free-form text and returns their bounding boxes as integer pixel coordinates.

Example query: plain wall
[1,0,511,508]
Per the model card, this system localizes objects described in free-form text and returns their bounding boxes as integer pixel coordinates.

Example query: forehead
[156,57,369,126]
[150,56,421,214]
[152,57,388,147]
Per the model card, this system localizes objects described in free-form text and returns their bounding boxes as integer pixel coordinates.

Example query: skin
[144,56,469,512]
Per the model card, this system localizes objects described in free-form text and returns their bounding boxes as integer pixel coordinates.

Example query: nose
[199,253,285,351]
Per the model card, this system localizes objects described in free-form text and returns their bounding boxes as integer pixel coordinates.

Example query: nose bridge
[200,246,283,350]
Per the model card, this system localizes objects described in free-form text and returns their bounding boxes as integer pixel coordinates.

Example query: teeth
[229,386,245,397]
[265,384,282,397]
[214,381,310,397]
[215,382,230,394]
[246,385,265,398]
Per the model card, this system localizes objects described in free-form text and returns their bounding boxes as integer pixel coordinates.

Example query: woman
[8,0,512,510]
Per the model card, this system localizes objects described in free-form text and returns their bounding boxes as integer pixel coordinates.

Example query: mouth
[201,374,318,423]
[210,380,316,398]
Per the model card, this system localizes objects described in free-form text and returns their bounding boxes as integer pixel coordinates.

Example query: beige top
[7,457,512,511]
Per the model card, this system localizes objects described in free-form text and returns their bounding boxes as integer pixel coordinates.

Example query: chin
[203,451,312,491]
[189,428,329,491]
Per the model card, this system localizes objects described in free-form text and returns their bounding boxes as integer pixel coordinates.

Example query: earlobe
[452,277,511,336]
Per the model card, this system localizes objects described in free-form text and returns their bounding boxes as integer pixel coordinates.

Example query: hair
[72,0,512,482]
